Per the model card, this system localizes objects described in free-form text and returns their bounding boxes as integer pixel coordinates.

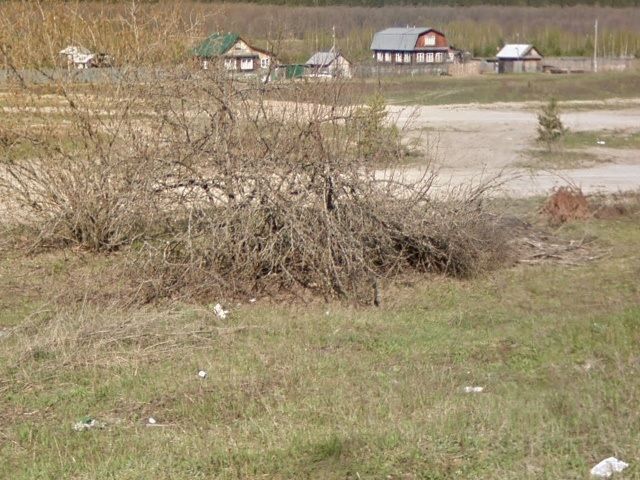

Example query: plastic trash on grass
[590,457,629,478]
[463,386,484,393]
[72,417,102,431]
[213,303,228,319]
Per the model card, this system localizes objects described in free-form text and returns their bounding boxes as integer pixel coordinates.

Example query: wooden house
[193,33,275,73]
[370,27,454,65]
[496,44,543,73]
[305,49,352,78]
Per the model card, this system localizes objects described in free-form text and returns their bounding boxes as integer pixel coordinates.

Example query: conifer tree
[537,97,567,148]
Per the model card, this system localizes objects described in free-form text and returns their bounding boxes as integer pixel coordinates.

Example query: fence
[542,56,638,73]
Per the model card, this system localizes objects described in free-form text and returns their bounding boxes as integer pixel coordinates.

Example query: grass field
[378,72,640,106]
[517,129,640,170]
[564,129,640,150]
[1,200,639,479]
[517,149,606,170]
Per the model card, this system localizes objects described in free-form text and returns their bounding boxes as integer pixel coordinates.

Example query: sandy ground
[388,102,640,196]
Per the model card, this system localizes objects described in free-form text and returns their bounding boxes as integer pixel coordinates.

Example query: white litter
[463,386,484,393]
[72,418,101,431]
[249,298,257,303]
[596,140,606,145]
[590,457,629,478]
[147,417,157,425]
[213,303,228,319]
[197,370,208,379]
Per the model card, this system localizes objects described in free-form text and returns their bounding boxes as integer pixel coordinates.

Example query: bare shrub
[0,57,510,302]
[0,82,167,250]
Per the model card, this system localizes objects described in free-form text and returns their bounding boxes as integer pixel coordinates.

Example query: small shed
[305,50,352,78]
[496,44,543,73]
[59,46,94,69]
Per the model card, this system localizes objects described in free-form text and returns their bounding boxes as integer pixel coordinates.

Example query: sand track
[388,101,640,196]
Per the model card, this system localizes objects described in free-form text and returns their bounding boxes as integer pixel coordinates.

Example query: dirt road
[388,101,640,196]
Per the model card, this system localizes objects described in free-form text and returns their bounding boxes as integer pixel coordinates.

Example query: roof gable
[496,44,542,59]
[193,33,240,57]
[306,51,344,67]
[371,27,441,51]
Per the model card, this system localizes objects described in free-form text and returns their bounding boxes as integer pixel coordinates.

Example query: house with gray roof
[305,49,352,78]
[370,27,453,66]
[496,44,543,73]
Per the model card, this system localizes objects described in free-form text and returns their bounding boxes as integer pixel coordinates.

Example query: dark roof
[371,27,443,51]
[193,33,239,57]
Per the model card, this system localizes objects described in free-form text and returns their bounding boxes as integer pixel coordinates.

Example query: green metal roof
[192,33,239,58]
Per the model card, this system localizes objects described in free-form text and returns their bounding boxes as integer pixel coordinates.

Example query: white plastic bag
[590,457,629,478]
[213,303,228,320]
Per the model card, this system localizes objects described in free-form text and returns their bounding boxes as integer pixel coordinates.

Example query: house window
[377,52,384,62]
[260,57,270,68]
[404,53,411,63]
[224,58,235,70]
[426,52,434,63]
[435,52,443,63]
[240,58,254,70]
[384,52,391,62]
[395,52,403,63]
[425,35,436,46]
[416,52,425,63]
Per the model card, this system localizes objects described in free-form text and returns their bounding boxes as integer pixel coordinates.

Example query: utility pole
[593,19,598,73]
[332,25,336,52]
[332,26,336,76]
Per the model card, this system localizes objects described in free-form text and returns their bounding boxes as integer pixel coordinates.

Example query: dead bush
[0,85,167,250]
[0,61,510,303]
[540,186,590,225]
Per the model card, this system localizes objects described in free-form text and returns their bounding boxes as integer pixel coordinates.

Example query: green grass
[517,148,606,170]
[376,72,640,106]
[1,210,640,479]
[564,129,640,150]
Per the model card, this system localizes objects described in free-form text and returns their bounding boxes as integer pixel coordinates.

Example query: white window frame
[384,52,391,62]
[377,52,384,62]
[395,52,403,63]
[416,52,425,63]
[435,52,443,63]
[425,35,436,47]
[260,57,270,69]
[404,53,411,63]
[224,58,235,70]
[426,52,434,63]
[240,58,254,70]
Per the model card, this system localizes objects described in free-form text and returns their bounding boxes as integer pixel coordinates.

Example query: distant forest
[2,1,639,67]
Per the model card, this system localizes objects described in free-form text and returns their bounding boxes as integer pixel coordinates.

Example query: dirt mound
[593,204,628,220]
[541,186,590,225]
